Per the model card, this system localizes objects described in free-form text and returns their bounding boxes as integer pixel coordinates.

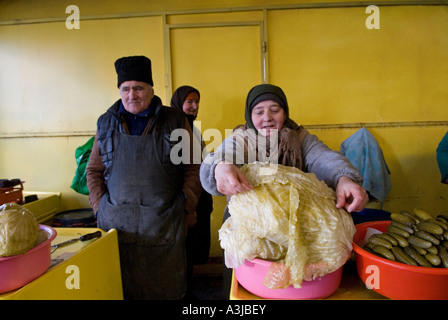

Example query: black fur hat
[114,56,153,88]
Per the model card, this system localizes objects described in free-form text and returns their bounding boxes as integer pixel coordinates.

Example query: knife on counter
[51,231,102,250]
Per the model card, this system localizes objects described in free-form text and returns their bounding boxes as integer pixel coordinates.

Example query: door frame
[162,11,269,102]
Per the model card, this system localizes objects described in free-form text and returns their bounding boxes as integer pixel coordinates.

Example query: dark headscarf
[240,83,305,169]
[171,86,200,127]
[244,83,299,132]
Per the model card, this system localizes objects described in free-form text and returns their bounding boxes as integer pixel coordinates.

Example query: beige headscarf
[228,119,308,170]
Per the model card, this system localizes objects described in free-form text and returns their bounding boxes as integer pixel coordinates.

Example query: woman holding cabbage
[199,83,369,297]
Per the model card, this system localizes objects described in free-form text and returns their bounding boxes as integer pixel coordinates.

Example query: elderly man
[86,56,201,299]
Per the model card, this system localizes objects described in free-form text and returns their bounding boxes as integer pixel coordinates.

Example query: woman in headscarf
[200,83,369,297]
[171,85,214,299]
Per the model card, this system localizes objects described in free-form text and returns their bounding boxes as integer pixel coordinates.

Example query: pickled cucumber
[404,246,432,267]
[413,208,433,221]
[430,218,448,230]
[425,253,441,266]
[426,245,438,255]
[401,210,420,223]
[408,235,433,249]
[371,245,395,261]
[412,246,427,255]
[417,222,444,235]
[391,213,417,227]
[387,225,410,238]
[375,233,398,246]
[438,246,448,268]
[368,234,393,249]
[361,207,448,268]
[414,230,440,246]
[391,247,417,266]
[390,220,414,235]
[388,232,409,247]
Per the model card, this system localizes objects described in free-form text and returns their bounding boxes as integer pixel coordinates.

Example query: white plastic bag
[219,162,356,288]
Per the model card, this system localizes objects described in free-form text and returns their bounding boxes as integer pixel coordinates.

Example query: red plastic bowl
[0,225,57,294]
[235,258,343,299]
[353,220,448,300]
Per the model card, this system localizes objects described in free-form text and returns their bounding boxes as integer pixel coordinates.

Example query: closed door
[170,24,262,137]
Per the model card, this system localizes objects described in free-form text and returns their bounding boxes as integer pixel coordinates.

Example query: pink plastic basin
[0,225,57,294]
[235,258,343,299]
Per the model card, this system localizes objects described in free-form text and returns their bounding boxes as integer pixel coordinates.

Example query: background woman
[171,85,214,299]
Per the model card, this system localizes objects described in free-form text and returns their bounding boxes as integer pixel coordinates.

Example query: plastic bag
[0,203,39,256]
[70,137,94,195]
[219,162,356,289]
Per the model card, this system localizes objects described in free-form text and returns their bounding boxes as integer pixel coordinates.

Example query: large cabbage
[0,203,39,257]
[219,162,356,289]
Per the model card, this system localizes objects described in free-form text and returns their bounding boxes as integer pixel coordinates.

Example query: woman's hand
[335,176,369,213]
[214,162,253,196]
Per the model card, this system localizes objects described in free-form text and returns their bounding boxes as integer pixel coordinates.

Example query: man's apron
[97,129,186,300]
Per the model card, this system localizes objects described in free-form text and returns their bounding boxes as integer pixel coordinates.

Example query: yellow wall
[1,1,447,257]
